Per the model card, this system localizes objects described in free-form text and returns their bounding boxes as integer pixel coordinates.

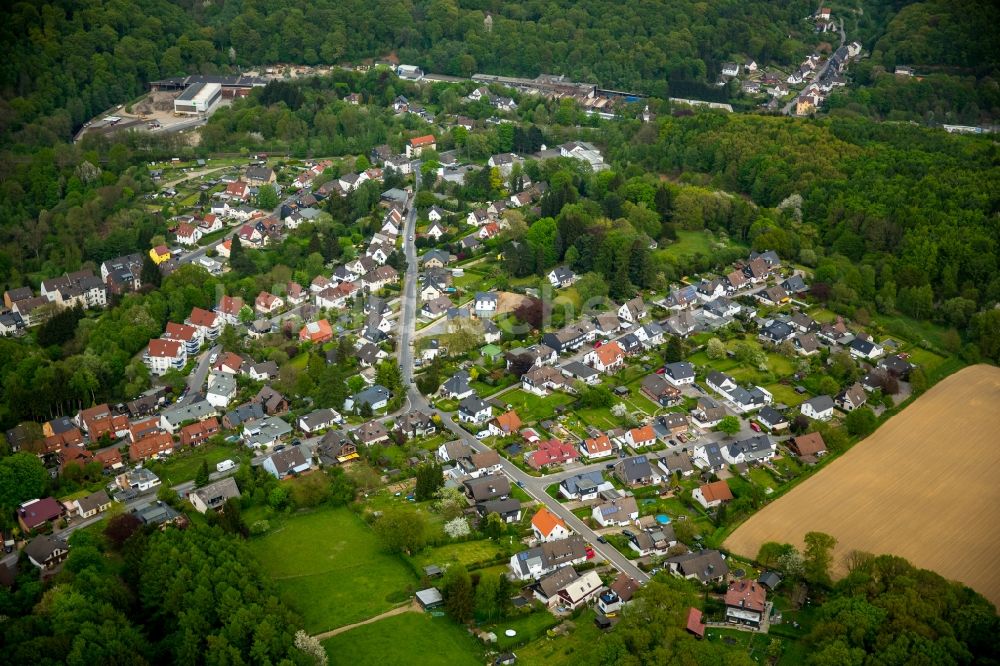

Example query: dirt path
[311,599,419,640]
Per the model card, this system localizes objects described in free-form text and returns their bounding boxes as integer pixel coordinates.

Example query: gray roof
[476,497,521,517]
[561,470,607,496]
[77,490,110,514]
[458,395,488,415]
[756,406,786,427]
[191,477,241,508]
[266,445,309,475]
[667,549,729,582]
[161,399,216,425]
[615,456,653,482]
[803,395,835,412]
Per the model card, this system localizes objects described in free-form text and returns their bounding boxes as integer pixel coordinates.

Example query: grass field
[409,539,507,571]
[146,444,247,486]
[503,389,577,423]
[515,609,602,664]
[725,364,1000,606]
[321,612,481,665]
[248,507,417,633]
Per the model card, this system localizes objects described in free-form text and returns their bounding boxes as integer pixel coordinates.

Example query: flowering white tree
[444,516,470,538]
[294,630,328,666]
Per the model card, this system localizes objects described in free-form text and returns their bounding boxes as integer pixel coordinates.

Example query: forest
[830,0,1000,124]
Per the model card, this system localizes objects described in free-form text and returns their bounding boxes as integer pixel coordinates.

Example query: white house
[144,339,186,376]
[591,496,639,527]
[584,341,625,374]
[206,373,237,409]
[663,362,695,387]
[801,395,835,421]
[474,292,498,318]
[531,508,571,542]
[458,396,492,424]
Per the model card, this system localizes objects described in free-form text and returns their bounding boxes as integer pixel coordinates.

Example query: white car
[475,431,490,439]
[209,352,218,364]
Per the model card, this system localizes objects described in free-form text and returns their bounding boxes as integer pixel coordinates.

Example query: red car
[655,367,666,375]
[593,341,603,348]
[750,422,762,433]
[585,547,596,560]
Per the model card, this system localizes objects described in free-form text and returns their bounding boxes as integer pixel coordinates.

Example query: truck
[216,459,236,473]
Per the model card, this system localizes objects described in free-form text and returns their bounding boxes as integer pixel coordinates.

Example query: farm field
[248,506,416,633]
[321,612,481,666]
[725,364,1000,605]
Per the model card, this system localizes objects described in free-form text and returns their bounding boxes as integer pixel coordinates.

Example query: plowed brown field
[725,364,1000,605]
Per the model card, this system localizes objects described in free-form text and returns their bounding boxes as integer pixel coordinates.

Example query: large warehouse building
[174,82,223,115]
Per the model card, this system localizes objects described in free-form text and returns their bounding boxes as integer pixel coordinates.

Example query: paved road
[395,170,648,584]
[178,344,221,406]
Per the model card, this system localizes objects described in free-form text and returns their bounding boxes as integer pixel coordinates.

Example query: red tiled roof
[147,338,183,358]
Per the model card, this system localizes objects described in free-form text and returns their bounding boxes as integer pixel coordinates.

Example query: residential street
[396,180,649,584]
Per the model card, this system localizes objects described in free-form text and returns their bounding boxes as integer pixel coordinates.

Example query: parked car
[597,535,608,544]
[750,422,762,433]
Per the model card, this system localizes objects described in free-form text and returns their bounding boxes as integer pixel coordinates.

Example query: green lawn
[409,539,507,571]
[146,444,247,486]
[765,382,808,407]
[502,389,576,424]
[322,612,481,666]
[655,230,739,261]
[248,507,417,633]
[484,609,561,650]
[515,609,603,664]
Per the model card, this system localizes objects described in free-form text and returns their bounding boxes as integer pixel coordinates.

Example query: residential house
[76,490,111,519]
[561,361,601,386]
[179,417,220,447]
[559,471,614,501]
[592,496,639,527]
[129,432,175,461]
[667,549,730,584]
[704,297,741,320]
[144,338,186,376]
[836,382,867,411]
[614,456,661,487]
[17,498,62,532]
[547,266,577,289]
[189,477,241,513]
[488,410,522,438]
[316,430,359,465]
[692,442,726,472]
[760,320,795,345]
[795,332,820,356]
[254,291,284,314]
[532,507,571,542]
[509,535,589,581]
[627,524,677,557]
[354,420,390,446]
[534,567,581,608]
[527,439,579,469]
[801,395,835,421]
[755,406,788,432]
[618,297,646,323]
[437,439,473,464]
[584,341,625,374]
[396,410,436,439]
[756,286,789,306]
[693,480,734,509]
[406,134,436,158]
[345,385,391,413]
[464,475,511,503]
[158,400,217,434]
[625,424,656,449]
[223,402,265,430]
[262,445,312,479]
[476,497,522,523]
[299,319,334,344]
[297,408,343,434]
[253,386,289,416]
[175,222,202,246]
[243,416,293,449]
[163,321,203,356]
[722,435,776,465]
[691,397,726,429]
[186,307,223,340]
[557,570,604,610]
[788,432,827,459]
[215,295,244,326]
[657,451,695,478]
[641,374,682,407]
[580,434,614,459]
[458,396,492,424]
[849,336,884,360]
[474,292,498,318]
[24,535,69,569]
[725,579,767,628]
